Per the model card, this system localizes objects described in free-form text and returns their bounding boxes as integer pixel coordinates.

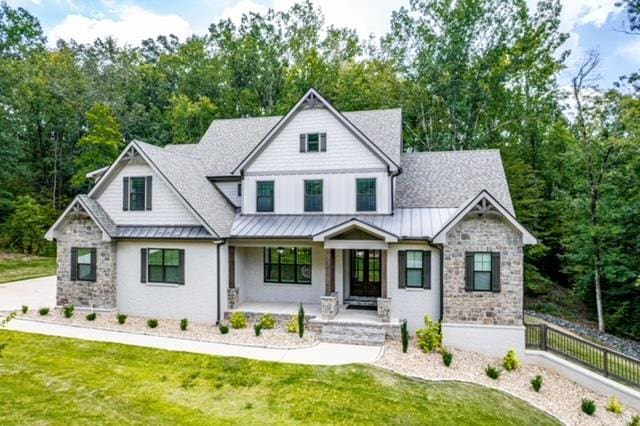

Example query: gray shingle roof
[396,150,514,213]
[78,195,117,236]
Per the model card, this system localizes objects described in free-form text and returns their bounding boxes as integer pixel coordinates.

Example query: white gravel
[376,340,638,426]
[20,308,318,348]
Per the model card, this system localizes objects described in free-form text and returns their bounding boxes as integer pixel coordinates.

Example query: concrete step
[344,297,377,307]
[319,323,386,346]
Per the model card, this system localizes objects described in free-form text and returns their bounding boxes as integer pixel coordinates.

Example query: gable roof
[45,195,116,240]
[396,150,515,213]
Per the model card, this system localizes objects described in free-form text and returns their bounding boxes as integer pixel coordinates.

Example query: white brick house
[46,89,536,354]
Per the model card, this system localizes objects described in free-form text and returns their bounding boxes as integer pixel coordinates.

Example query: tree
[72,103,123,189]
[616,0,640,34]
[1,195,52,254]
[0,0,45,58]
[168,95,218,145]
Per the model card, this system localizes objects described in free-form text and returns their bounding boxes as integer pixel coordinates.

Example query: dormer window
[299,133,327,153]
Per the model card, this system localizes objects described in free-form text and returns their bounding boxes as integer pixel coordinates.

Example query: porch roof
[229,208,457,240]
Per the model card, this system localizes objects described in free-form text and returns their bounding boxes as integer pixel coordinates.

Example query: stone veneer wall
[442,215,523,326]
[56,217,117,309]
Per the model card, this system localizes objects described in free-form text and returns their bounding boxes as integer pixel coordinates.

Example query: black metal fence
[525,323,640,389]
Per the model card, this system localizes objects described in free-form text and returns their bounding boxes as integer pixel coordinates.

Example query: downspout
[434,242,444,322]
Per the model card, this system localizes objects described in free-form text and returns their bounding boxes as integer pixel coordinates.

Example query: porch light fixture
[277,247,285,255]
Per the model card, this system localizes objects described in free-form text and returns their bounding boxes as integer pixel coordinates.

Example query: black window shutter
[491,252,501,292]
[140,248,147,283]
[299,134,306,152]
[320,132,327,152]
[122,177,129,210]
[88,248,97,282]
[422,251,431,289]
[465,252,474,292]
[178,249,185,284]
[70,247,78,280]
[145,176,152,210]
[398,250,406,288]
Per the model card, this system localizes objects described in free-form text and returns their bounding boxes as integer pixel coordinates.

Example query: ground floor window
[405,250,424,288]
[71,247,96,281]
[264,247,312,284]
[473,252,492,291]
[148,248,184,284]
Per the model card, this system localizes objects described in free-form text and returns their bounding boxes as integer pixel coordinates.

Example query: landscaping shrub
[286,316,299,334]
[86,312,97,321]
[502,349,521,372]
[441,348,453,367]
[607,395,623,415]
[629,415,640,426]
[147,319,159,329]
[21,305,28,314]
[416,314,442,353]
[401,319,409,353]
[254,323,263,336]
[230,312,248,329]
[485,364,500,380]
[38,307,49,316]
[219,324,229,334]
[117,313,127,324]
[63,305,75,318]
[298,303,305,338]
[531,375,543,392]
[581,399,596,416]
[259,314,277,329]
[180,318,188,331]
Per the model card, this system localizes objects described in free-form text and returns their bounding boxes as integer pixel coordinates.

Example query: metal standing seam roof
[230,208,458,240]
[116,226,213,239]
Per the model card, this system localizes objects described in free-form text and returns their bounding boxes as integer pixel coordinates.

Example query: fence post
[603,350,609,377]
[541,324,547,351]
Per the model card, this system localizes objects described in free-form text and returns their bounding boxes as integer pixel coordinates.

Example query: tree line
[0,0,638,340]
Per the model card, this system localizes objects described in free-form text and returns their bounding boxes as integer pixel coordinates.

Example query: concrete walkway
[5,319,384,366]
[0,275,56,312]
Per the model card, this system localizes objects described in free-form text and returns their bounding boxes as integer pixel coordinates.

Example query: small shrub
[607,395,623,415]
[219,324,229,334]
[180,318,188,331]
[254,323,263,336]
[531,375,543,392]
[147,319,159,329]
[117,313,127,324]
[441,348,453,367]
[230,312,248,329]
[298,303,305,338]
[401,320,409,353]
[629,415,640,426]
[286,316,299,334]
[581,399,596,416]
[503,349,521,372]
[416,314,442,353]
[259,314,277,329]
[485,364,500,380]
[21,305,28,314]
[63,305,75,318]
[86,312,97,321]
[38,307,49,316]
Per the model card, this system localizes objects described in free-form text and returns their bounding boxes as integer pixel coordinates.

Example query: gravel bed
[526,310,640,360]
[377,341,638,426]
[20,308,318,348]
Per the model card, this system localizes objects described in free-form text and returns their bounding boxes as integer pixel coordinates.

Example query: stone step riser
[319,324,387,346]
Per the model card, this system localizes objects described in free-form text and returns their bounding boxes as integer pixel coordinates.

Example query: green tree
[0,0,45,58]
[168,95,218,144]
[1,195,52,255]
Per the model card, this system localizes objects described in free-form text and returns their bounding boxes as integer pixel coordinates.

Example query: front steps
[319,323,387,346]
[344,296,377,308]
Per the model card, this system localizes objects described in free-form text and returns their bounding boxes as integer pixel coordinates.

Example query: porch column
[322,248,339,319]
[380,250,387,298]
[227,246,239,309]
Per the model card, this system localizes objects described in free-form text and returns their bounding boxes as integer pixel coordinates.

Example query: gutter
[433,242,445,322]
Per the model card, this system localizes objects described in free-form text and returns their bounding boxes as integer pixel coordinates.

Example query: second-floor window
[123,176,152,211]
[299,133,327,153]
[356,178,376,212]
[256,181,274,212]
[304,180,323,212]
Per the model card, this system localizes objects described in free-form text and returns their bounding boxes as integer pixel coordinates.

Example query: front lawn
[0,253,56,284]
[0,330,559,425]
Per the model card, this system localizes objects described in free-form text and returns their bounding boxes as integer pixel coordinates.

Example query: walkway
[0,275,56,312]
[4,319,384,366]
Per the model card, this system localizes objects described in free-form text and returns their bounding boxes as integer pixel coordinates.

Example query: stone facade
[377,297,391,322]
[56,217,117,309]
[442,214,523,326]
[227,288,240,309]
[321,292,339,319]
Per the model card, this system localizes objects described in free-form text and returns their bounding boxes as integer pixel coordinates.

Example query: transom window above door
[299,133,327,153]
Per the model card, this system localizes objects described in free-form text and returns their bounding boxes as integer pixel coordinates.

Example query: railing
[525,323,640,389]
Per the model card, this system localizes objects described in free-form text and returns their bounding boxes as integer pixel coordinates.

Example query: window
[71,247,96,282]
[356,178,376,211]
[264,247,311,284]
[304,180,323,212]
[237,183,242,197]
[130,177,146,211]
[148,249,184,284]
[256,181,274,212]
[299,133,326,152]
[307,133,320,152]
[473,252,492,291]
[406,251,423,288]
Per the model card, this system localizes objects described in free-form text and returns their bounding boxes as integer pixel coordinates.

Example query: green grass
[0,330,560,425]
[0,253,56,284]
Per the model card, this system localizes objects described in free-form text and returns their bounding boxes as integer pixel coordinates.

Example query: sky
[6,0,640,88]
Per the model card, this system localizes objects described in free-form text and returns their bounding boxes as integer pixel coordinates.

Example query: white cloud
[49,5,193,46]
[618,39,640,64]
[216,0,269,23]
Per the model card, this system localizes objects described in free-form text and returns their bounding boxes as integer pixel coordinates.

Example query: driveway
[0,276,56,312]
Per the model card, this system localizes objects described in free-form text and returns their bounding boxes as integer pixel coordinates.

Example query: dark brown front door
[350,250,381,297]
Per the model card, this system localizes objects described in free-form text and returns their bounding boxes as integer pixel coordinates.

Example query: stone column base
[321,292,339,319]
[227,288,240,309]
[377,297,391,322]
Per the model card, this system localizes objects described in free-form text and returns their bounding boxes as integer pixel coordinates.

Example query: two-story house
[46,89,536,354]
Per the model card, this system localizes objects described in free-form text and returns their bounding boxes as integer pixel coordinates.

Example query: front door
[349,250,381,297]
